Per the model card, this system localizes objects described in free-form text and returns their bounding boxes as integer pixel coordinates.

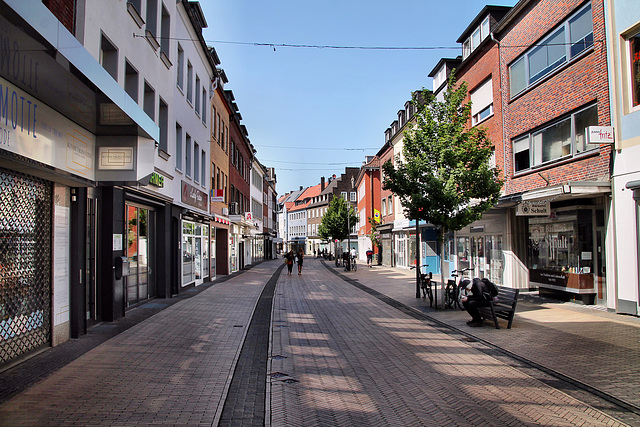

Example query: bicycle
[444,268,471,309]
[411,266,434,307]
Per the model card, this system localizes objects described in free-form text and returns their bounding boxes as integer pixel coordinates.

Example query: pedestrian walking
[366,249,373,267]
[296,248,304,275]
[284,250,294,275]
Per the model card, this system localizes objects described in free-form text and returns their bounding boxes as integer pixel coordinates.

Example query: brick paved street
[0,258,638,426]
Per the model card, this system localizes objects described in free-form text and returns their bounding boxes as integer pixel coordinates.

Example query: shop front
[455,210,507,286]
[181,219,210,287]
[527,201,607,305]
[379,224,393,267]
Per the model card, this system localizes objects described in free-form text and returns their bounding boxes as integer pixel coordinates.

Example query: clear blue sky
[200,1,518,196]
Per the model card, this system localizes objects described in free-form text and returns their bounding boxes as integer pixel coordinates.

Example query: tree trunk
[438,227,448,310]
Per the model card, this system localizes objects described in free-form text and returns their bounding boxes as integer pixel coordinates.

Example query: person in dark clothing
[461,278,490,327]
[296,249,304,275]
[285,250,294,275]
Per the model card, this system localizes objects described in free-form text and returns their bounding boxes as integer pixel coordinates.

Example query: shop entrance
[182,220,209,287]
[125,204,155,307]
[85,191,100,325]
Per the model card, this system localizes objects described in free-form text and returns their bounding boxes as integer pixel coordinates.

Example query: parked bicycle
[345,255,357,272]
[444,268,472,309]
[411,266,434,307]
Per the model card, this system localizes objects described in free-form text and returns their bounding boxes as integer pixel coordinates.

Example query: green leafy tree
[382,75,503,299]
[318,196,357,255]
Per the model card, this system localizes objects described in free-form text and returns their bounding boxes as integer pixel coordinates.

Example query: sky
[199,0,518,196]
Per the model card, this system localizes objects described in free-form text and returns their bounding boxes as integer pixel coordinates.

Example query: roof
[456,5,512,43]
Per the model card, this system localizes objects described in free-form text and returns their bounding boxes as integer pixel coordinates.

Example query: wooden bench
[478,286,520,329]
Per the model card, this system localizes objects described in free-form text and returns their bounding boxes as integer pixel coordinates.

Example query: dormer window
[463,16,490,60]
[433,66,447,91]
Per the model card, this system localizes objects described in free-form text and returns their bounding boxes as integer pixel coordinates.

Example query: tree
[382,75,503,302]
[318,196,357,256]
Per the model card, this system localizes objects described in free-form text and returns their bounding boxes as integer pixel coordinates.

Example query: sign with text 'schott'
[181,181,208,211]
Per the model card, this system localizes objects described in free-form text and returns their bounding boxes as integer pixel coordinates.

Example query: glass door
[126,204,153,306]
[472,236,485,279]
[85,195,99,324]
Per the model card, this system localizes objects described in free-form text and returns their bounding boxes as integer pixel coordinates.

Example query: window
[471,78,493,125]
[382,198,387,217]
[194,142,200,183]
[341,191,347,200]
[388,196,393,215]
[159,98,168,152]
[177,44,184,89]
[195,75,201,115]
[125,60,138,102]
[160,6,170,60]
[202,87,207,124]
[146,0,158,37]
[175,123,183,171]
[509,4,593,97]
[631,30,640,108]
[143,81,155,120]
[186,134,192,177]
[463,16,490,60]
[187,61,193,104]
[100,34,118,80]
[350,192,356,202]
[512,104,598,173]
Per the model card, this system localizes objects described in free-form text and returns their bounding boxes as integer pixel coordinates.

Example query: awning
[520,181,610,202]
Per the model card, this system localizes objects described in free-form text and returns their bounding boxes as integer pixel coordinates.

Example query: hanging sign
[586,126,614,144]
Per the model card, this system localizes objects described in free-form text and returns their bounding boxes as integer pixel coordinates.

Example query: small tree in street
[382,75,503,301]
[318,196,357,258]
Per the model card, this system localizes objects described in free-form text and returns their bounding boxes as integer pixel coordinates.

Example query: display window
[182,220,209,286]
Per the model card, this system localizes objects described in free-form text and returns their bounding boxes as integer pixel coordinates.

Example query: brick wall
[497,0,611,196]
[42,0,75,34]
[456,43,506,181]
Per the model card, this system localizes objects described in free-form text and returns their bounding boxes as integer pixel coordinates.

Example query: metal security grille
[0,169,52,366]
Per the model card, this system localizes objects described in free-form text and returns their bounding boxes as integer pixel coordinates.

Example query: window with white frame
[381,198,386,216]
[388,196,393,215]
[341,191,347,199]
[471,78,493,125]
[350,192,356,202]
[630,30,640,108]
[512,103,598,173]
[462,16,490,60]
[509,4,593,97]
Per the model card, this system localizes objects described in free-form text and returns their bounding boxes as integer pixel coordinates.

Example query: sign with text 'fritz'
[586,126,614,145]
[516,201,550,216]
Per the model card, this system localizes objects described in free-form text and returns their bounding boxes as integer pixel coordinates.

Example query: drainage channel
[322,261,640,426]
[218,263,285,427]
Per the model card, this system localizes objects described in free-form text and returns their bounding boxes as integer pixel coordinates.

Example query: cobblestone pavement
[268,258,635,426]
[0,257,638,426]
[0,262,278,426]
[339,260,640,413]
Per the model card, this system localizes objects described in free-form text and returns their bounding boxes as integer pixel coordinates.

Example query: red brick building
[494,0,611,304]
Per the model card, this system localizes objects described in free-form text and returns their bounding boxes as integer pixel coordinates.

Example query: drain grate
[233,325,244,328]
[281,379,299,384]
[271,355,287,360]
[276,325,289,328]
[463,337,477,342]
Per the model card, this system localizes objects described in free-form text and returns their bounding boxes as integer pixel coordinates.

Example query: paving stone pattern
[268,260,628,426]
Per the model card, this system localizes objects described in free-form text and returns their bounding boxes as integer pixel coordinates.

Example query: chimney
[300,186,303,191]
[321,176,325,191]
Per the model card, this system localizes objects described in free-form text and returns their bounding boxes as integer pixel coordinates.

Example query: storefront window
[457,236,471,270]
[528,210,593,273]
[182,220,208,286]
[408,231,417,267]
[485,235,504,285]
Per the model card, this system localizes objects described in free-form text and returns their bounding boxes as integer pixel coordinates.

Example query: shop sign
[516,201,550,216]
[149,172,164,187]
[586,126,614,144]
[0,76,95,179]
[211,188,224,202]
[181,180,208,211]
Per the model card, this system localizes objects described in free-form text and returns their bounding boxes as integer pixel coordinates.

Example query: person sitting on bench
[461,278,491,327]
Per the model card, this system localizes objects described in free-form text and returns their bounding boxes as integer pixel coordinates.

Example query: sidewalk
[332,260,640,411]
